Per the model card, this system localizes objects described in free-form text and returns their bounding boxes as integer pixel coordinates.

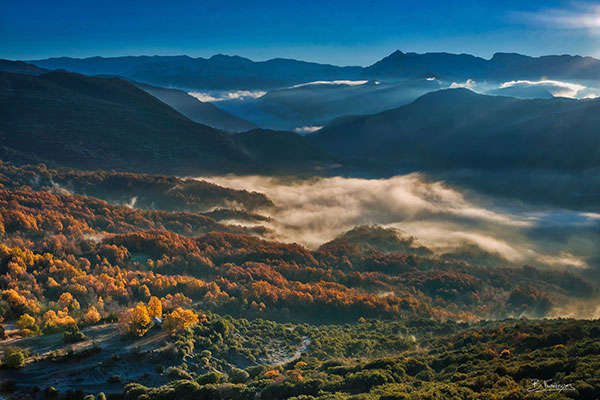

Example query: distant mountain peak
[490,52,529,62]
[410,87,483,105]
[209,54,252,63]
[0,59,48,75]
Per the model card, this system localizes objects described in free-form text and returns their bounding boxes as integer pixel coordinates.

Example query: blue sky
[2,0,600,65]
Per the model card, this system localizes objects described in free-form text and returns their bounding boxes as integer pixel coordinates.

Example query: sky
[2,0,600,66]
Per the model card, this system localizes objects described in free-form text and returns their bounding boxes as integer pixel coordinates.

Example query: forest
[0,161,598,399]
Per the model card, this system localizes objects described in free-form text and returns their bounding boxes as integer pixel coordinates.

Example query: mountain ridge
[27,50,600,89]
[133,81,258,132]
[0,70,332,174]
[308,88,600,170]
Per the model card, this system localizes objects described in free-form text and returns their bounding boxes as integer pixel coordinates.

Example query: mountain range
[365,51,600,82]
[215,78,443,132]
[309,88,600,170]
[2,56,600,209]
[28,55,362,90]
[0,69,334,174]
[134,82,258,132]
[28,51,600,90]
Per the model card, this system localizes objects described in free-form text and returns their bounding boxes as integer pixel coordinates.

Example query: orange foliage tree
[83,306,101,325]
[162,307,199,335]
[147,296,162,319]
[118,302,151,337]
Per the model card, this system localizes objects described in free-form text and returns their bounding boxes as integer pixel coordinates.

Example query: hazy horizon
[4,0,600,65]
[13,48,600,69]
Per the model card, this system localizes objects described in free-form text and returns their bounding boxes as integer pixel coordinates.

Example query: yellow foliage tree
[16,313,37,332]
[162,307,199,335]
[41,310,76,333]
[58,292,73,308]
[83,306,101,325]
[139,284,151,298]
[70,299,80,312]
[147,296,162,318]
[118,302,151,337]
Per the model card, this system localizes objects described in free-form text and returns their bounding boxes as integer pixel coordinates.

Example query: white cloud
[188,92,220,102]
[294,126,322,134]
[450,79,476,89]
[291,80,369,88]
[499,79,586,98]
[515,3,600,32]
[188,90,266,102]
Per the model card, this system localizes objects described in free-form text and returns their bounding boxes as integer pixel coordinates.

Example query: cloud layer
[290,80,369,88]
[188,90,266,102]
[196,174,599,270]
[499,79,587,98]
[293,126,322,134]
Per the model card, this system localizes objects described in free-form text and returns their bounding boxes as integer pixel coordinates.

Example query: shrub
[63,328,86,343]
[344,369,393,392]
[229,367,250,383]
[166,366,192,380]
[264,369,280,378]
[196,371,225,385]
[2,347,26,369]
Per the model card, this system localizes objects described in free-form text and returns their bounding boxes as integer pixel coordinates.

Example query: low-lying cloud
[294,126,322,134]
[450,79,476,89]
[290,80,369,88]
[188,90,267,102]
[196,174,599,270]
[499,79,587,98]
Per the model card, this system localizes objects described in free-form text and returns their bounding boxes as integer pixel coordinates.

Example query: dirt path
[269,335,311,366]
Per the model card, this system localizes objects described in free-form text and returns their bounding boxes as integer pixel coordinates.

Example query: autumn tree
[16,313,36,330]
[83,306,101,325]
[58,292,73,308]
[16,313,38,335]
[139,284,151,299]
[42,310,77,333]
[162,307,199,335]
[118,302,151,337]
[147,296,162,319]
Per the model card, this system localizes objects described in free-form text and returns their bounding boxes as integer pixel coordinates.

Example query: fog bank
[197,174,600,270]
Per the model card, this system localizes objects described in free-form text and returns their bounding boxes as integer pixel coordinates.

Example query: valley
[1,26,600,399]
